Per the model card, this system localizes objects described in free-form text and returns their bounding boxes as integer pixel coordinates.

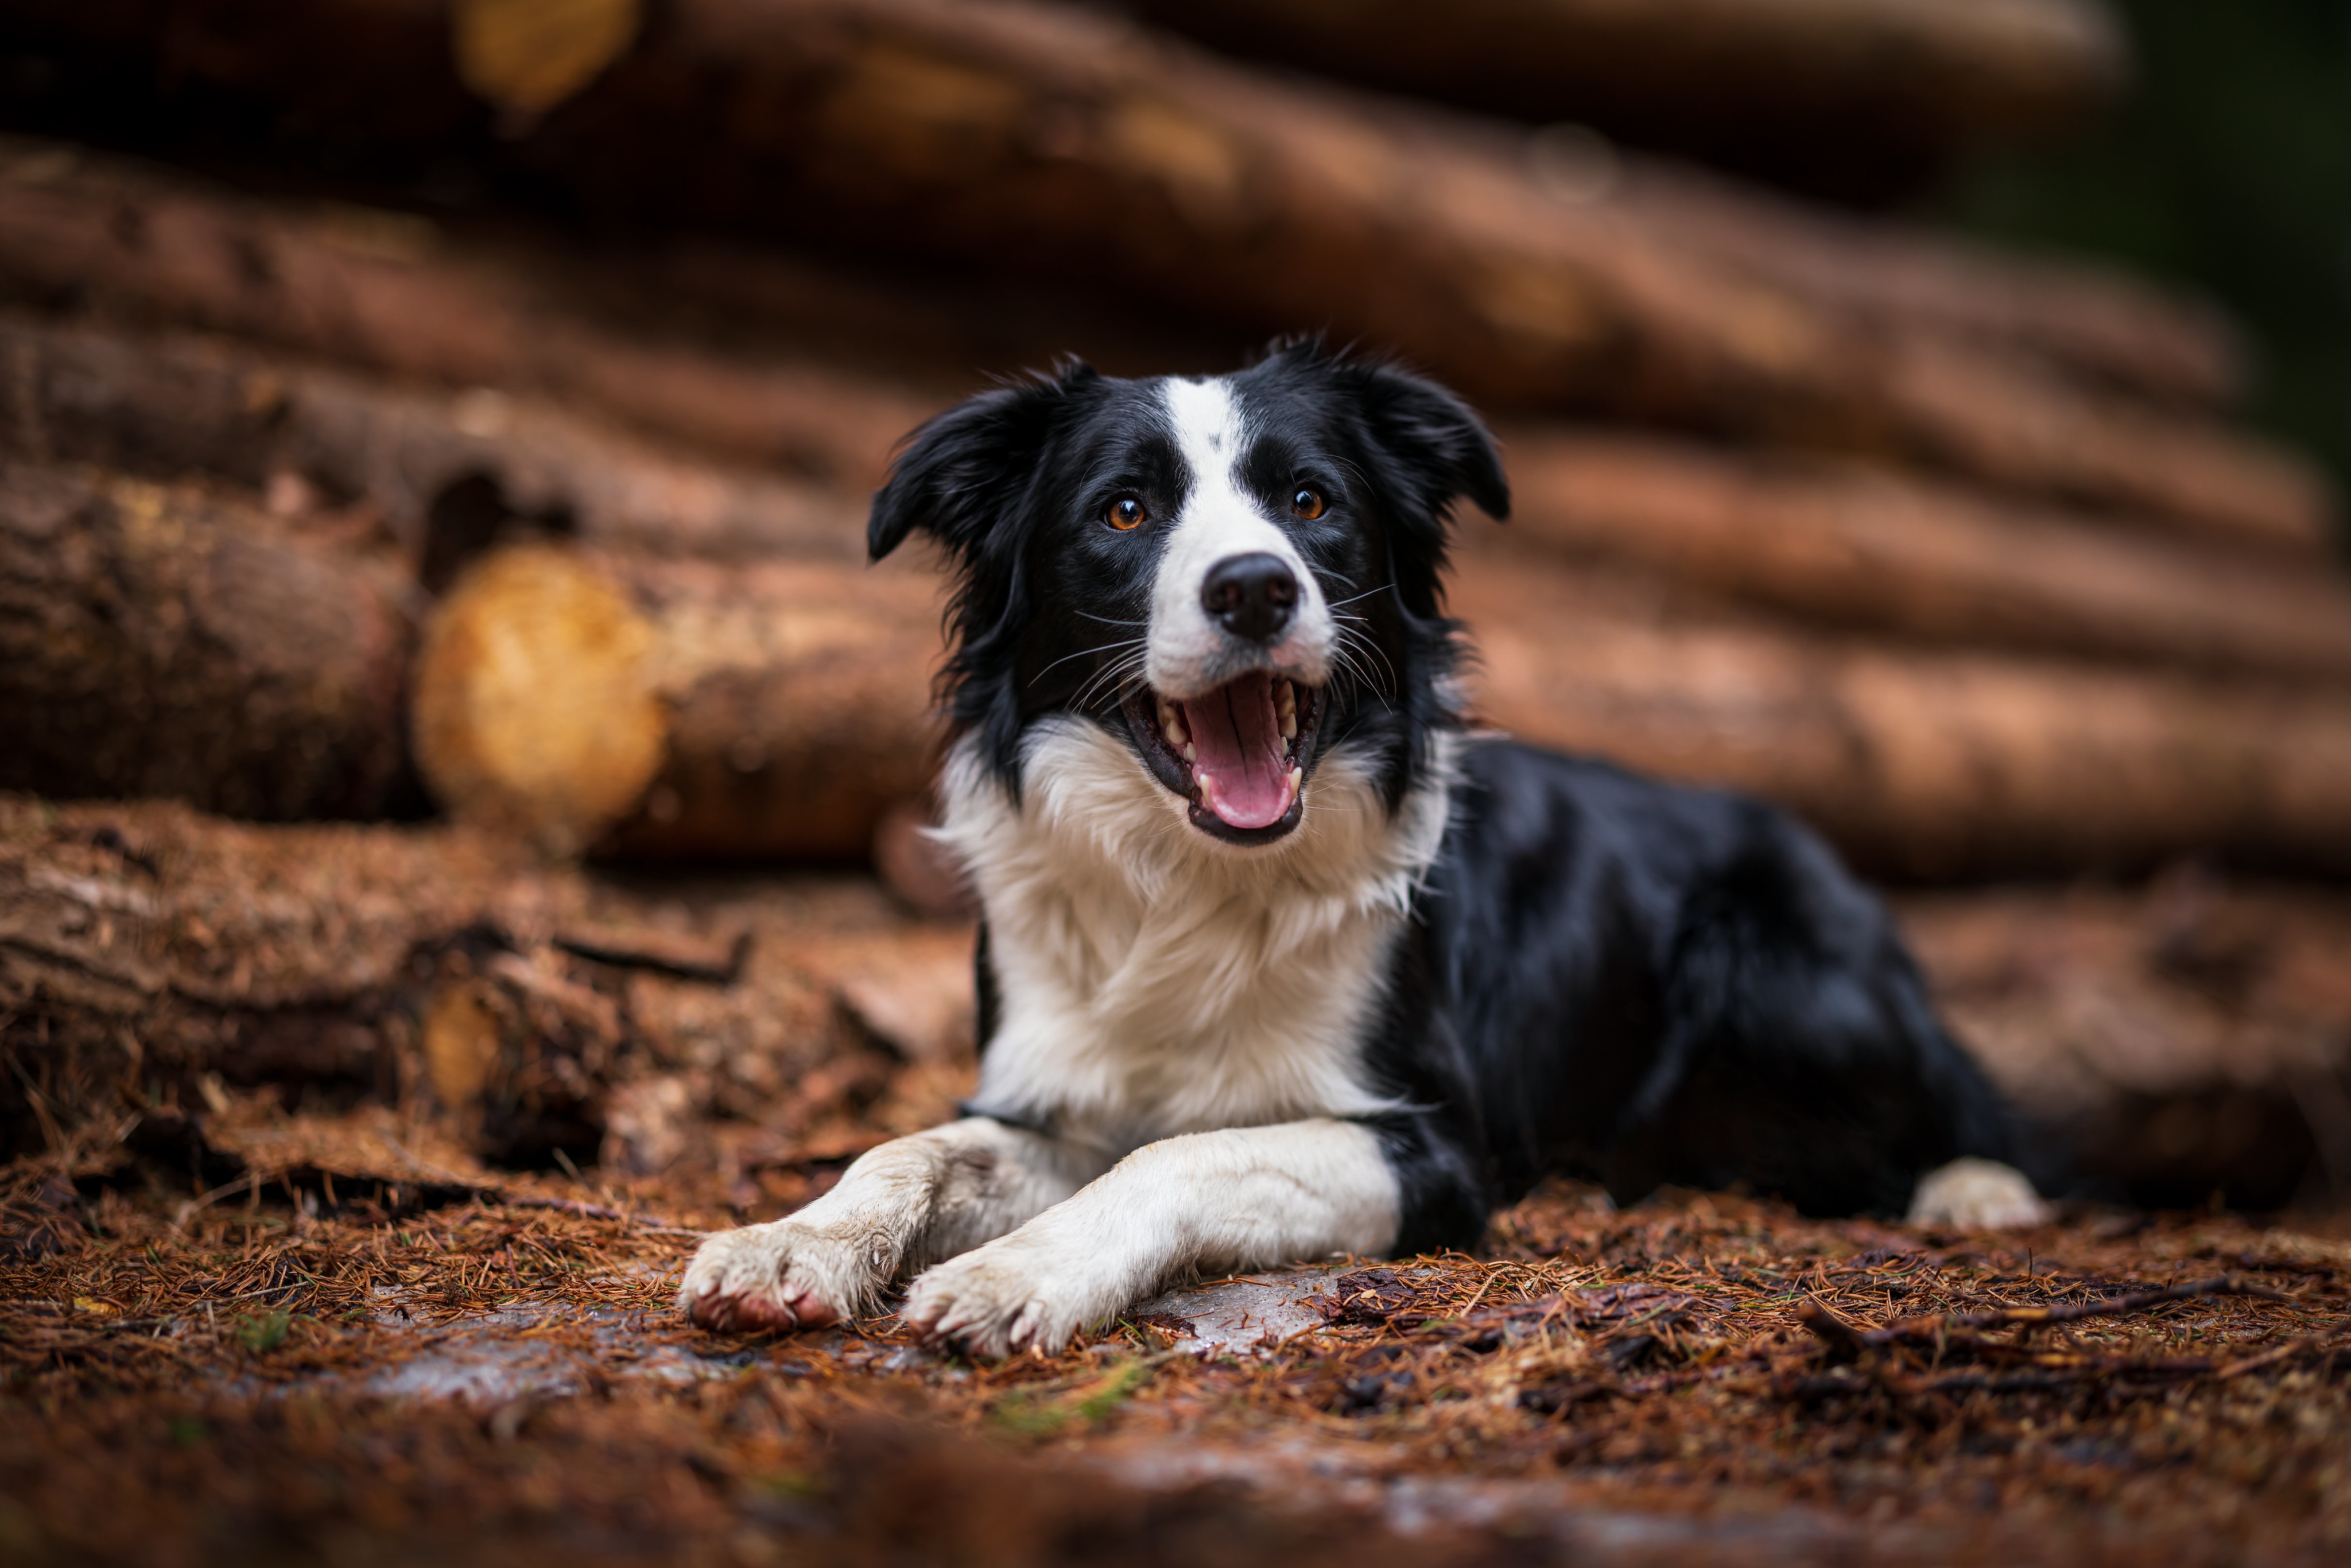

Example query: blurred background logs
[1,0,2345,1213]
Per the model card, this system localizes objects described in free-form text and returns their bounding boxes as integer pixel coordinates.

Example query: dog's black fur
[870,339,2024,1248]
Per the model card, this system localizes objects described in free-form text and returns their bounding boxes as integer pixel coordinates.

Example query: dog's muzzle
[1124,673,1324,844]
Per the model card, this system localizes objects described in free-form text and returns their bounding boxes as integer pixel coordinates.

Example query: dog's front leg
[900,1119,1399,1357]
[680,1117,1091,1333]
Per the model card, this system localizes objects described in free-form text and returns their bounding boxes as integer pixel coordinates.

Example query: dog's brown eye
[1105,496,1146,531]
[1291,487,1326,521]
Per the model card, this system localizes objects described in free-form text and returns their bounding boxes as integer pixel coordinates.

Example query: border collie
[681,341,2046,1354]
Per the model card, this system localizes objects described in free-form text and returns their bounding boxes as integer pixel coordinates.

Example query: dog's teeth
[1280,712,1297,742]
[1183,743,1196,762]
[1288,766,1302,794]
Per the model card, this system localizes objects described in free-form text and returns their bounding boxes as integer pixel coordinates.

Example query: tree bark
[0,313,873,575]
[0,139,938,491]
[0,461,416,820]
[1112,0,2127,203]
[0,3,2320,549]
[1898,875,2351,1209]
[410,544,946,861]
[0,794,949,1165]
[1491,430,2351,682]
[1605,162,2239,413]
[1455,556,2351,879]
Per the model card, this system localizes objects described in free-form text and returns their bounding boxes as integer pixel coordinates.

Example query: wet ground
[5,1110,2349,1567]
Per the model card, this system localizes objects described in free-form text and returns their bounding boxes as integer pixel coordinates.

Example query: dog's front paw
[1907,1158,2051,1229]
[679,1217,892,1334]
[899,1239,1106,1357]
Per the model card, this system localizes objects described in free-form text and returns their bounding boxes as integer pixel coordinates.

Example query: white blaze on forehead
[1163,375,1245,469]
[1146,377,1332,699]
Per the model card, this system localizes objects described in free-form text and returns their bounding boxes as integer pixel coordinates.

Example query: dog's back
[1391,739,2018,1239]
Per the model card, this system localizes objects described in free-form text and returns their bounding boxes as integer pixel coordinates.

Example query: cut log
[0,313,871,572]
[1492,431,2351,681]
[402,540,2351,878]
[10,797,2345,1206]
[1607,162,2240,413]
[0,137,938,490]
[1455,557,2351,879]
[0,7,2319,549]
[410,544,946,860]
[0,794,944,1163]
[13,313,2336,690]
[1111,0,2127,203]
[1898,874,2351,1209]
[0,461,414,820]
[0,794,527,1160]
[0,6,2208,403]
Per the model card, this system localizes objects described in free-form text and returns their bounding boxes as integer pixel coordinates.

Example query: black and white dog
[681,341,2046,1353]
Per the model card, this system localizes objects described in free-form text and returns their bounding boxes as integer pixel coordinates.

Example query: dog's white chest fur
[934,723,1456,1156]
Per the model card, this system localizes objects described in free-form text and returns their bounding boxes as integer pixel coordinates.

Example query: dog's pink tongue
[1182,672,1291,830]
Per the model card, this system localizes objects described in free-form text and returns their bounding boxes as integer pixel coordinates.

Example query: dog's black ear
[868,361,1100,562]
[1348,359,1510,528]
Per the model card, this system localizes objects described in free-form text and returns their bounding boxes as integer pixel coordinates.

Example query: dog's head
[868,339,1508,847]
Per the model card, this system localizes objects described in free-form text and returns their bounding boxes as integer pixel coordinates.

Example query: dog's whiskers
[1073,646,1152,711]
[1329,635,1394,713]
[1030,635,1146,686]
[1336,619,1399,696]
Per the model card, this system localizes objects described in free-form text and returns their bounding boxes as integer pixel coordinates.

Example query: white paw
[678,1215,894,1334]
[899,1236,1108,1357]
[1907,1158,2052,1229]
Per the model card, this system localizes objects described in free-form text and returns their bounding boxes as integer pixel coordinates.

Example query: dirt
[5,1110,2347,1567]
[7,848,2350,1566]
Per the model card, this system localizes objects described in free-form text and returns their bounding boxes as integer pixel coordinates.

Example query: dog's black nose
[1200,553,1298,644]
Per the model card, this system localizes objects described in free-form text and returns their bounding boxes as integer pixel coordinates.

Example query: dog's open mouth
[1125,673,1322,843]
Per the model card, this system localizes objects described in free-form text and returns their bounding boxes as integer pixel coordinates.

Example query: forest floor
[5,1092,2349,1568]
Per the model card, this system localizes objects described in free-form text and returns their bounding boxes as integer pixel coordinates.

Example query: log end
[413,544,667,855]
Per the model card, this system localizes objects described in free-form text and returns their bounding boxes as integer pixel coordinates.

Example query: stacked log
[410,545,944,860]
[0,313,873,569]
[9,792,2341,1203]
[1899,874,2351,1208]
[1108,0,2128,201]
[0,0,2345,1198]
[0,463,415,820]
[0,139,938,491]
[387,533,2351,879]
[0,3,2327,550]
[7,306,2336,696]
[0,138,2342,876]
[1487,433,2351,681]
[1454,556,2351,879]
[0,794,962,1168]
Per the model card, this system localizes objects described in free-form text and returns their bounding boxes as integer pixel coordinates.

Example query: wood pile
[0,0,2346,1198]
[8,792,2348,1209]
[1108,0,2129,201]
[0,794,976,1177]
[3,0,2319,545]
